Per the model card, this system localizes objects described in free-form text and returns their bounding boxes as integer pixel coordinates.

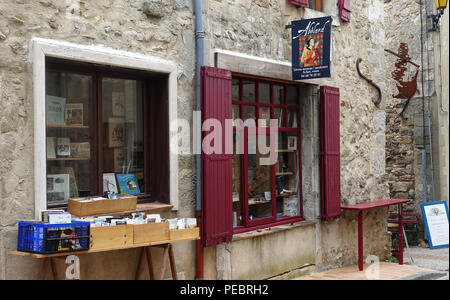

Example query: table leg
[135,248,145,280]
[398,203,404,265]
[159,244,170,280]
[50,258,58,280]
[40,258,49,280]
[145,247,155,280]
[168,244,178,280]
[358,211,364,271]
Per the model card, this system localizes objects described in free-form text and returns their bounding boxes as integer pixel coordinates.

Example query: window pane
[274,108,286,128]
[232,105,240,126]
[273,85,284,105]
[288,109,298,128]
[259,107,271,128]
[287,86,298,105]
[248,135,273,221]
[102,78,145,194]
[309,0,322,11]
[233,132,243,227]
[232,79,240,101]
[46,72,93,205]
[243,105,256,123]
[259,83,270,104]
[243,80,255,102]
[276,132,300,219]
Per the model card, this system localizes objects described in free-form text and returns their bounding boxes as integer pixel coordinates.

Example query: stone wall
[0,0,198,280]
[384,0,442,222]
[204,0,391,272]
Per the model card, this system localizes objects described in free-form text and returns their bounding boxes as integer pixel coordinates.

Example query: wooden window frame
[45,58,165,209]
[231,75,305,234]
[309,0,324,12]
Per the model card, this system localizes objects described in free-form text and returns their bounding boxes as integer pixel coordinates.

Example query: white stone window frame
[30,38,179,219]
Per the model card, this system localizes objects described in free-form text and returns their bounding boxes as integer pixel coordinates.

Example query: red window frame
[231,75,305,234]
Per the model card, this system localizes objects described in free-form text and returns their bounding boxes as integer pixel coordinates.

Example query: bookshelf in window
[46,125,89,129]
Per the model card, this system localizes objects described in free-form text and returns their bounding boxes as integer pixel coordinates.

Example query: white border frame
[30,38,179,219]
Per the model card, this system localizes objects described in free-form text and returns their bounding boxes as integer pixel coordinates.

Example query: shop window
[287,0,323,11]
[232,77,303,231]
[45,58,169,208]
[308,0,324,12]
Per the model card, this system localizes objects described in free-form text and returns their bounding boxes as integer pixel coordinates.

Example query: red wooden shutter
[320,86,341,221]
[201,66,233,247]
[288,0,308,8]
[339,0,351,22]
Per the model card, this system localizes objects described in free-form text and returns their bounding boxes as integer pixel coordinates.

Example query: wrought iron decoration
[385,43,420,117]
[356,58,382,108]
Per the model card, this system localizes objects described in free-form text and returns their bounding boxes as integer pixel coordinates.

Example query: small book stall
[12,195,199,280]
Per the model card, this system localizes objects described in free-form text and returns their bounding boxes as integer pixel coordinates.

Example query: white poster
[421,202,449,249]
[47,174,70,202]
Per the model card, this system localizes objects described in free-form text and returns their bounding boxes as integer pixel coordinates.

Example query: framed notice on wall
[420,201,449,249]
[291,16,332,80]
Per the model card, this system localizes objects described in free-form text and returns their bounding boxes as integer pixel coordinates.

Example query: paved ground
[296,247,448,280]
[296,262,440,280]
[404,246,449,280]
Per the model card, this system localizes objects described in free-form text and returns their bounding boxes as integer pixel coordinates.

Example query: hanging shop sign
[292,16,332,80]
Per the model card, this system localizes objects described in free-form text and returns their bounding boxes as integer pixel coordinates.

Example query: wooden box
[90,225,134,251]
[133,222,169,245]
[169,227,200,241]
[67,196,137,217]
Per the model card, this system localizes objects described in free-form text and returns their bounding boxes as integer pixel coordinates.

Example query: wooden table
[11,236,199,280]
[341,198,411,271]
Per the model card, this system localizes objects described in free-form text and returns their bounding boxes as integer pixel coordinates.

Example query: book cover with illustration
[116,173,141,195]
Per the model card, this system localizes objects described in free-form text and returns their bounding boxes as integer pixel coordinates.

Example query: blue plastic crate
[17,221,90,254]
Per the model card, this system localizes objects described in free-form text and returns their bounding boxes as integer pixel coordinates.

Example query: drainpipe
[194,0,205,280]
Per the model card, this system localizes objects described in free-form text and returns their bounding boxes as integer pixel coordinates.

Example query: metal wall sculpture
[385,43,420,117]
[356,58,382,108]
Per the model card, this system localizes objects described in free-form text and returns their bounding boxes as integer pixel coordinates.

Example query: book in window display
[70,142,90,158]
[259,107,270,127]
[288,110,298,128]
[108,118,125,148]
[116,173,141,195]
[46,137,56,159]
[65,103,84,126]
[283,196,300,217]
[56,137,71,157]
[103,173,119,194]
[47,174,70,203]
[287,136,298,151]
[136,172,144,193]
[114,148,126,173]
[51,166,79,198]
[112,92,125,117]
[46,95,66,125]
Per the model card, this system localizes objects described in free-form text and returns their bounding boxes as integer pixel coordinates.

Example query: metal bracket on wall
[356,58,382,108]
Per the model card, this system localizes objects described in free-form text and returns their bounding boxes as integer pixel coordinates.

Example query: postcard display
[45,74,145,205]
